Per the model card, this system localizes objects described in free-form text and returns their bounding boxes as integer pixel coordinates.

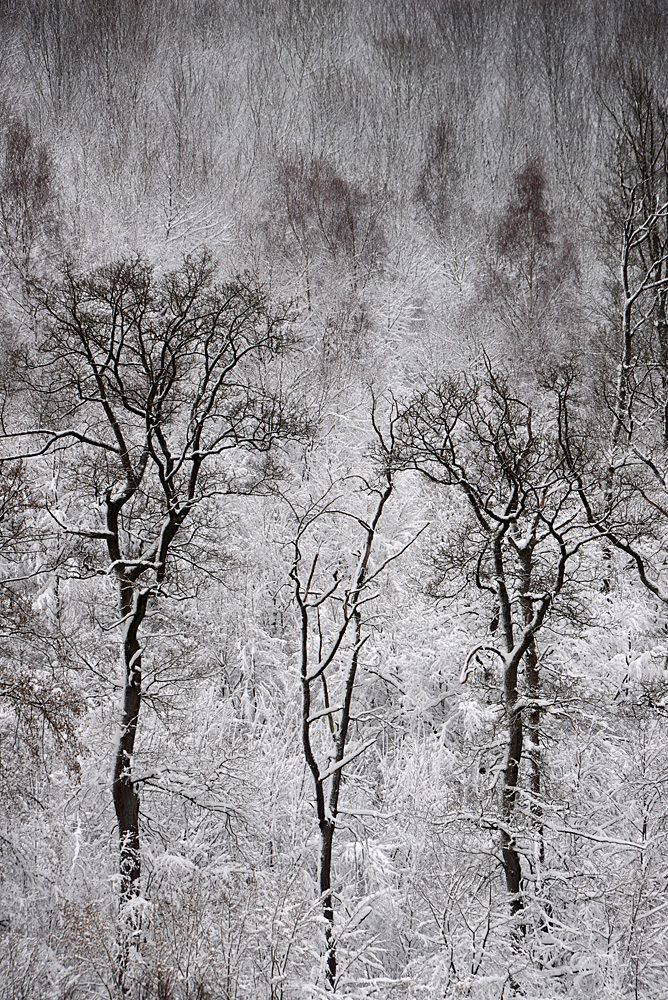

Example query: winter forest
[5,0,668,997]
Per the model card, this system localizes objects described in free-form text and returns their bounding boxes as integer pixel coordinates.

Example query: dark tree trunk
[501,703,524,918]
[111,582,151,991]
[657,295,668,445]
[320,819,336,990]
[517,544,544,868]
[112,583,150,908]
[318,604,365,991]
[494,530,525,923]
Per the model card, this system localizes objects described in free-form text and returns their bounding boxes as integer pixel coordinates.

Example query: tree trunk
[113,655,141,905]
[112,584,150,908]
[501,703,524,919]
[516,544,544,870]
[656,292,668,444]
[319,604,364,991]
[111,582,151,990]
[320,818,336,990]
[494,531,524,922]
[299,599,337,990]
[601,206,639,592]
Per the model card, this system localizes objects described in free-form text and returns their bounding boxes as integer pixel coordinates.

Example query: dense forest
[3,1,668,997]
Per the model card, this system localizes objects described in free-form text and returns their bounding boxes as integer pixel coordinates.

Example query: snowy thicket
[2,2,668,997]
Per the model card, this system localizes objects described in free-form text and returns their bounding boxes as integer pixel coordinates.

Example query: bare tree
[1,250,299,981]
[289,404,419,989]
[602,66,668,451]
[399,363,594,933]
[565,66,668,595]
